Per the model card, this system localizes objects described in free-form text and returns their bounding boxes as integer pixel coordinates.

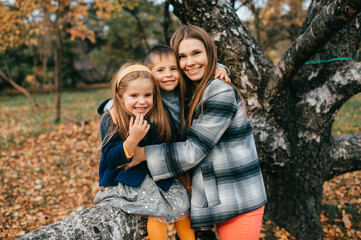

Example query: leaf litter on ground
[1,90,360,239]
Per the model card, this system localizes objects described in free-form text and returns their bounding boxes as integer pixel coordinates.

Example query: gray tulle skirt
[93,174,190,222]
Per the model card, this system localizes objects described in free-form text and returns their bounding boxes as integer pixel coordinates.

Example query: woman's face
[178,38,208,82]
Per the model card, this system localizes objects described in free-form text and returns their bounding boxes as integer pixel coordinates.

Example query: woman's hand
[118,147,146,170]
[215,66,231,83]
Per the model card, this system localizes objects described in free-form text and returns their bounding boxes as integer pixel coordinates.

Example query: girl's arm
[145,80,241,181]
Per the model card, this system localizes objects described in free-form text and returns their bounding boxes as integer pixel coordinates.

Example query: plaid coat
[145,79,267,228]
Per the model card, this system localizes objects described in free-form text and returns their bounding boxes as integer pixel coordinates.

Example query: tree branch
[296,61,361,116]
[263,0,361,103]
[0,70,40,110]
[16,201,147,240]
[124,6,150,52]
[327,61,361,104]
[328,134,361,180]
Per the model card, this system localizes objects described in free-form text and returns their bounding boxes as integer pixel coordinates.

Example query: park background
[0,0,360,239]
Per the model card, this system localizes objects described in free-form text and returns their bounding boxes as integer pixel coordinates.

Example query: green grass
[0,87,111,148]
[0,88,360,148]
[332,93,361,136]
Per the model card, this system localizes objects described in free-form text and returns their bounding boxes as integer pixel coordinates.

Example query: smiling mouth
[162,80,176,84]
[186,67,201,74]
[135,107,147,112]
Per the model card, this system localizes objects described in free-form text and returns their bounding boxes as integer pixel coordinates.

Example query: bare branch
[328,134,361,180]
[262,0,361,103]
[0,70,40,110]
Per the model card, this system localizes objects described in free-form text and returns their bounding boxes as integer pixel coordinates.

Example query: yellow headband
[116,65,154,90]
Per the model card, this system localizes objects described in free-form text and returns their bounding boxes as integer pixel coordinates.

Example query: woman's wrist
[134,147,146,162]
[123,138,138,156]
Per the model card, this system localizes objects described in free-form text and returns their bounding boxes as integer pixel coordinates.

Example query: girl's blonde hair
[102,62,171,146]
[170,25,244,128]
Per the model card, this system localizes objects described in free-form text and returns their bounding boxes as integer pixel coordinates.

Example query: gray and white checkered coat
[145,79,267,228]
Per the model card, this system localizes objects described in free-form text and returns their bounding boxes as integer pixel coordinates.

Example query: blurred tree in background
[1,0,313,91]
[233,0,309,63]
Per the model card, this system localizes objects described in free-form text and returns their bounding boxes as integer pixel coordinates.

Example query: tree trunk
[169,0,361,239]
[164,0,171,45]
[125,7,151,52]
[16,201,147,240]
[54,25,63,124]
[0,70,40,110]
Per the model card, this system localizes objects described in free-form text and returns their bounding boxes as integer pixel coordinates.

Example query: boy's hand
[215,67,231,83]
[177,172,192,194]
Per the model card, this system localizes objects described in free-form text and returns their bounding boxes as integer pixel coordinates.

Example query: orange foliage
[0,0,96,51]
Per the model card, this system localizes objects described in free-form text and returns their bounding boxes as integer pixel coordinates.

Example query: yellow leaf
[342,214,352,229]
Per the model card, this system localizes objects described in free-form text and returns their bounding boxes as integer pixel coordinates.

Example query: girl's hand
[128,114,150,144]
[123,115,149,159]
[215,67,231,83]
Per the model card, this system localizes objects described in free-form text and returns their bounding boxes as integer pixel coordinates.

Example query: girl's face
[178,38,208,82]
[151,54,180,92]
[122,77,154,117]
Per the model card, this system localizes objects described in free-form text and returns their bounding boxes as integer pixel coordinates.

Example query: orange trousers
[216,205,265,240]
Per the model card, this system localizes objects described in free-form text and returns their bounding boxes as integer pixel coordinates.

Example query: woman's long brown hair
[170,25,217,128]
[170,25,245,128]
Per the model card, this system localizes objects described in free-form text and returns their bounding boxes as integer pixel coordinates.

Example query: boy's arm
[216,62,230,75]
[104,99,113,112]
[215,62,231,82]
[97,98,113,115]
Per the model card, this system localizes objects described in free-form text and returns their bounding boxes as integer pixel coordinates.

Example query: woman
[129,25,267,240]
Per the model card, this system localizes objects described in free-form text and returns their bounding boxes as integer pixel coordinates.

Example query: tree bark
[168,0,361,239]
[16,201,147,240]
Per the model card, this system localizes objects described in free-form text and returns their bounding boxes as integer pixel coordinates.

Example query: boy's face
[151,54,180,92]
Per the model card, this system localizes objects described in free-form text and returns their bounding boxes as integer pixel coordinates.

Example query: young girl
[93,63,195,240]
[128,25,267,240]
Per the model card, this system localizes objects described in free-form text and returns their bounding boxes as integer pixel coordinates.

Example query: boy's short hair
[144,45,175,69]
